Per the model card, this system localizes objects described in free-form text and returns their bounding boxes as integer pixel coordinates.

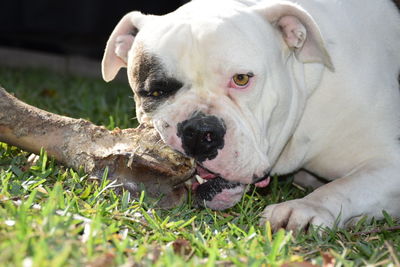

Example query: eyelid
[229,72,255,89]
[247,72,254,77]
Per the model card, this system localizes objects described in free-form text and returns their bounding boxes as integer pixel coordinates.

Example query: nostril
[203,132,213,143]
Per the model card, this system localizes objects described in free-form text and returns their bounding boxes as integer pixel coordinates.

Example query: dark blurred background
[1,0,398,79]
[0,0,189,60]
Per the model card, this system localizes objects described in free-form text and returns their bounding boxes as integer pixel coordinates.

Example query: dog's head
[102,0,333,184]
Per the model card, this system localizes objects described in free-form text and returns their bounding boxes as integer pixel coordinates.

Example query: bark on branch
[0,87,195,207]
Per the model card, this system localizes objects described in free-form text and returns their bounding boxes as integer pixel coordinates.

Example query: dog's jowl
[102,0,400,231]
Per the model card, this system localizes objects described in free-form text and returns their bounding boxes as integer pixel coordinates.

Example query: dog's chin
[191,163,271,211]
[191,165,244,210]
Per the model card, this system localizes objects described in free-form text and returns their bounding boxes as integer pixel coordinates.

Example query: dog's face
[102,0,333,184]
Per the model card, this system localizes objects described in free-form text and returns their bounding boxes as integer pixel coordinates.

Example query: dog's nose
[177,112,226,162]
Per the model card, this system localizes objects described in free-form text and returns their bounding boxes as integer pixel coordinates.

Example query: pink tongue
[196,166,217,180]
[255,177,270,188]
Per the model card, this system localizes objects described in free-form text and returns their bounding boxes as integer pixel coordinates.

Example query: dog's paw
[259,199,336,232]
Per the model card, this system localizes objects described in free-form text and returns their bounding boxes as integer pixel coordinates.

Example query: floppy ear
[254,1,334,71]
[102,11,147,82]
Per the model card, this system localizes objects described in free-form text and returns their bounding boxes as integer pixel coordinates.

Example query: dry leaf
[322,252,336,267]
[281,261,319,267]
[86,252,115,267]
[172,238,192,256]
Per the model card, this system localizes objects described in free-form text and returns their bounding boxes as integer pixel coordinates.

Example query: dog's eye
[138,77,183,99]
[141,89,165,98]
[232,73,254,88]
[149,90,163,97]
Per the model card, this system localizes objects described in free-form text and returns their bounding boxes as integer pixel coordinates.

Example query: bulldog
[101,0,400,231]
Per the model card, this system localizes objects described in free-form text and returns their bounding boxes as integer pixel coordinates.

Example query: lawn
[0,66,399,267]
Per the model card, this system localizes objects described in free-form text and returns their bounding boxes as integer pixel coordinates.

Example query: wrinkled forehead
[130,4,272,82]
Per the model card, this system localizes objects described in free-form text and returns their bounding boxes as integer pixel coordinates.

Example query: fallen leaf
[86,252,115,267]
[281,261,319,267]
[172,238,192,256]
[322,252,336,267]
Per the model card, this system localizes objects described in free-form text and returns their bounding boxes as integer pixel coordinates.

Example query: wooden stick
[0,87,195,208]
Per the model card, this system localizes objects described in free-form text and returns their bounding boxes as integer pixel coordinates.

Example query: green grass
[0,67,399,266]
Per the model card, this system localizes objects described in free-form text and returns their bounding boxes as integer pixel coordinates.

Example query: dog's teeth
[195,175,206,184]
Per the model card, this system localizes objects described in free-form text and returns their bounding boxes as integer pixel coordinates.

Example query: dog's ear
[254,1,334,71]
[102,11,148,82]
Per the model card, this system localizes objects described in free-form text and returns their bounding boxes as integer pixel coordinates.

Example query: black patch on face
[138,78,183,99]
[195,177,242,202]
[131,47,183,113]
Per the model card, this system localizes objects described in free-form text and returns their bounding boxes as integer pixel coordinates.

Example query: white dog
[102,0,400,231]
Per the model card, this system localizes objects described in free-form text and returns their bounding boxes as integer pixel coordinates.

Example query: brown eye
[233,74,251,87]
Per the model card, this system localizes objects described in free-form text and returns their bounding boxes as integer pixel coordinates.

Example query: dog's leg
[261,160,400,232]
[293,170,326,189]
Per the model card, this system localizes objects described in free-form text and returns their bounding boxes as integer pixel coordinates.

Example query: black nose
[177,112,226,162]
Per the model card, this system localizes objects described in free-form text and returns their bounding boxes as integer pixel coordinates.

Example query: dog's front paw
[260,199,336,232]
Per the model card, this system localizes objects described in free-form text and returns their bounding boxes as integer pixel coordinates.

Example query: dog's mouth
[192,163,271,190]
[190,163,271,210]
[191,164,217,191]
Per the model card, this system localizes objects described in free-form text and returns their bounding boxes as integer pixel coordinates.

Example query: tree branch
[0,87,195,208]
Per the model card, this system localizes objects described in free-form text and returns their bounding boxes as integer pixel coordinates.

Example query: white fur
[102,0,400,230]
